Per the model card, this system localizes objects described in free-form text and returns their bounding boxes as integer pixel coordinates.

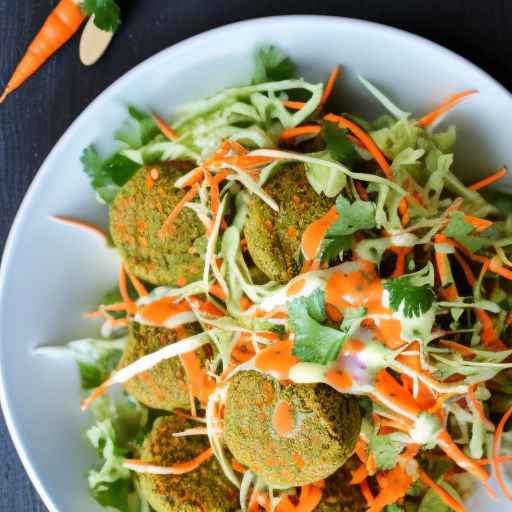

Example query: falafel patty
[244,163,335,283]
[224,371,361,487]
[110,161,205,286]
[139,415,239,512]
[118,322,207,411]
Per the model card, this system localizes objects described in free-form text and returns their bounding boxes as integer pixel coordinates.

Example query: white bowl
[1,15,511,512]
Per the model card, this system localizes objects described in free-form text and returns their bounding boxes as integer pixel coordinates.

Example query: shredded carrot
[489,256,512,280]
[476,455,512,466]
[179,351,215,405]
[324,113,392,177]
[209,282,227,301]
[49,215,107,240]
[463,215,493,232]
[207,168,220,216]
[374,369,421,415]
[492,403,512,500]
[355,181,369,200]
[351,464,369,484]
[438,339,475,358]
[418,469,466,512]
[0,0,85,103]
[359,479,374,506]
[320,65,341,106]
[279,125,321,141]
[399,197,410,226]
[212,169,232,184]
[468,385,495,431]
[283,100,306,110]
[124,446,213,475]
[391,247,412,277]
[301,206,338,260]
[180,167,205,187]
[417,90,478,127]
[453,251,476,285]
[152,113,178,141]
[159,183,199,238]
[118,266,137,315]
[231,459,246,473]
[368,464,413,512]
[125,270,148,297]
[468,166,507,191]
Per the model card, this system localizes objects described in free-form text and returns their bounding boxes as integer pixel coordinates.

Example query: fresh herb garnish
[288,289,346,364]
[115,106,161,149]
[371,434,406,471]
[384,265,435,318]
[322,121,357,167]
[443,211,492,252]
[252,46,297,84]
[81,0,121,33]
[81,146,140,204]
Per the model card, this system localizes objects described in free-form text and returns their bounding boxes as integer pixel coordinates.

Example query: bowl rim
[1,14,510,511]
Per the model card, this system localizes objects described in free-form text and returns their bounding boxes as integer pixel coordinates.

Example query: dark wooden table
[1,1,511,509]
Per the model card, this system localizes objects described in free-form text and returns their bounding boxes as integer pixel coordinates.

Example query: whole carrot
[0,0,85,103]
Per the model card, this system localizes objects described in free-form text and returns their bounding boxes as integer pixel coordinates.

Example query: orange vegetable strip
[324,113,392,177]
[438,339,475,357]
[124,446,213,475]
[212,169,232,184]
[489,256,512,280]
[118,266,137,315]
[368,464,413,512]
[152,113,178,141]
[49,215,107,240]
[320,65,341,106]
[399,197,410,226]
[179,351,215,405]
[476,455,512,466]
[359,479,374,506]
[468,385,494,431]
[159,183,199,238]
[0,0,85,103]
[437,429,491,483]
[417,90,478,127]
[468,166,507,191]
[463,215,493,232]
[279,125,321,141]
[301,206,338,260]
[126,270,148,297]
[207,168,220,216]
[418,469,466,512]
[355,181,369,200]
[351,464,369,484]
[391,247,412,277]
[209,282,227,301]
[492,403,512,500]
[180,167,204,187]
[283,100,306,110]
[453,251,476,285]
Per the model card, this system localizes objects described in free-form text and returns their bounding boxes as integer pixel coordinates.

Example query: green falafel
[244,163,335,283]
[139,415,239,512]
[110,161,205,286]
[118,322,209,411]
[224,371,361,487]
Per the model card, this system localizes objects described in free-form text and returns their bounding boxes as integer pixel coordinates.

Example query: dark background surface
[0,1,511,509]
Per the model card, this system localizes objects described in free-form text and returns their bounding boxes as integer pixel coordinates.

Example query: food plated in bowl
[2,16,512,512]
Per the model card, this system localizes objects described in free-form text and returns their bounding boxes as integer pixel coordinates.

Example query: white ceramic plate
[1,15,511,512]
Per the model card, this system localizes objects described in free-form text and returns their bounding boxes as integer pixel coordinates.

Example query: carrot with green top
[1,0,86,103]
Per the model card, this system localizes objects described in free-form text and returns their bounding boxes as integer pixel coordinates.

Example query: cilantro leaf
[81,145,140,204]
[81,0,121,32]
[371,434,405,470]
[252,46,297,84]
[288,291,345,364]
[384,276,435,318]
[322,121,357,167]
[90,478,132,512]
[319,235,352,262]
[443,211,492,253]
[327,196,377,237]
[115,106,160,149]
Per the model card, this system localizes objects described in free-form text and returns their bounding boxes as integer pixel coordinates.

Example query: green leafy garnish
[115,107,160,149]
[384,265,435,318]
[81,146,140,204]
[288,290,345,364]
[371,434,406,470]
[418,478,461,512]
[252,46,297,84]
[87,395,148,512]
[443,211,492,252]
[322,121,357,167]
[81,0,121,32]
[320,196,377,261]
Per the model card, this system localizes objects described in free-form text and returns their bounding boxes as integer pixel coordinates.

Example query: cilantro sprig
[320,196,377,261]
[288,289,346,364]
[443,211,492,252]
[81,0,121,33]
[384,264,435,318]
[322,121,357,167]
[252,46,297,84]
